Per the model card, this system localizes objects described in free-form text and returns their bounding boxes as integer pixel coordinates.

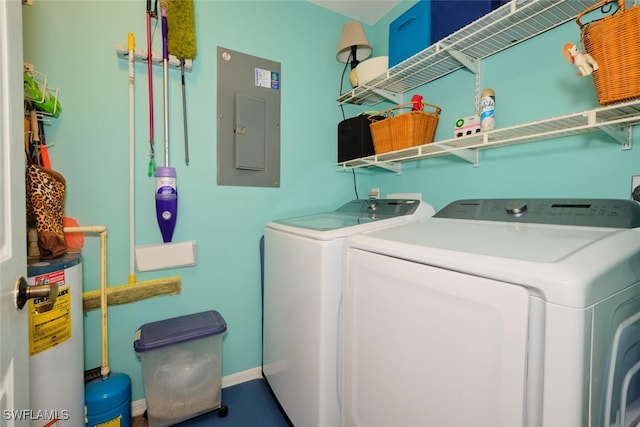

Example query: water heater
[27,253,84,426]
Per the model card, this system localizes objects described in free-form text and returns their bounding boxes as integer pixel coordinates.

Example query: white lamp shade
[336,21,372,64]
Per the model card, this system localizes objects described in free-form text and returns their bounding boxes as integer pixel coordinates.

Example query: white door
[0,0,30,422]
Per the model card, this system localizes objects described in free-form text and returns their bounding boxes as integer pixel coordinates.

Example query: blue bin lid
[133,310,227,352]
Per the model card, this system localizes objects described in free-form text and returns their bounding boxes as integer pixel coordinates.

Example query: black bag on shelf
[338,115,381,162]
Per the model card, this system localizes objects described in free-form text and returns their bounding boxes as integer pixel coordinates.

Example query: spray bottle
[155,1,177,244]
[155,166,177,243]
[480,88,495,131]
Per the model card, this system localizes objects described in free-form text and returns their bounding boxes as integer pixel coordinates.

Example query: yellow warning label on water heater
[95,415,121,427]
[28,270,71,356]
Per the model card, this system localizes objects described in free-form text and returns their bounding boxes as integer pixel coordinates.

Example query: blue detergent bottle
[155,166,177,243]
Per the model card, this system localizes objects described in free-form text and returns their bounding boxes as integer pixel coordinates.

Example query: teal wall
[22,0,369,401]
[22,0,640,403]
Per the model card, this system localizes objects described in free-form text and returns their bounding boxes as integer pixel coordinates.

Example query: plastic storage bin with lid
[134,310,228,426]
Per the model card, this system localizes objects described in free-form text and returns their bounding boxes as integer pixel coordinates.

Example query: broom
[167,0,197,166]
[82,275,182,312]
[64,226,182,312]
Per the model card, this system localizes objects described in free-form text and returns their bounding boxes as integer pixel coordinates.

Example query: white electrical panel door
[342,248,531,427]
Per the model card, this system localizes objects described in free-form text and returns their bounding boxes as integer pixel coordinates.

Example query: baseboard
[132,399,147,418]
[221,366,263,388]
[131,366,263,417]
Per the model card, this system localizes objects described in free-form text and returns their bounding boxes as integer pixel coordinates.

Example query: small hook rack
[115,43,192,72]
[23,63,61,117]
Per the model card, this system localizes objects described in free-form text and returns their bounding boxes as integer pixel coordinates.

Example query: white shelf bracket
[361,86,403,104]
[475,61,482,115]
[446,49,479,74]
[597,120,633,150]
[438,144,479,167]
[363,159,402,174]
[444,46,481,110]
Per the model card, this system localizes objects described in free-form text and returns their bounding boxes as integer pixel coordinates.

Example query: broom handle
[128,33,136,285]
[146,1,156,177]
[181,62,189,166]
[146,1,153,142]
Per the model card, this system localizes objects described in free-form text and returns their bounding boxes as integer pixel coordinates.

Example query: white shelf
[334,0,640,172]
[336,100,640,173]
[337,0,598,106]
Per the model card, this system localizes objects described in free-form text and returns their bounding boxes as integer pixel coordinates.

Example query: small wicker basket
[577,0,640,105]
[369,101,441,154]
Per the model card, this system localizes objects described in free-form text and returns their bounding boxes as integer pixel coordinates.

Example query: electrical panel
[217,47,280,187]
[234,93,266,171]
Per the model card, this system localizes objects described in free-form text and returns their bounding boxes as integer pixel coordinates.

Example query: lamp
[336,21,372,87]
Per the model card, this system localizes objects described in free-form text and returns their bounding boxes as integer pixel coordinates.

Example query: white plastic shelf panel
[336,100,640,171]
[337,0,598,106]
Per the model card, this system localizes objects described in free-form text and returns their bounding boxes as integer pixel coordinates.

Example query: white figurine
[563,42,599,77]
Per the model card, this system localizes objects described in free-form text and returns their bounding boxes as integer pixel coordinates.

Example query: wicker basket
[368,101,441,154]
[577,0,640,105]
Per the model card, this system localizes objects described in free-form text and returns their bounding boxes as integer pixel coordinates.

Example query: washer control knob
[505,201,527,215]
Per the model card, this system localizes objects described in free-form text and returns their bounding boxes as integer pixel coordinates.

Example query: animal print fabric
[26,163,67,259]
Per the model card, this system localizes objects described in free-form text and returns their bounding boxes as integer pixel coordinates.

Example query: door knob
[14,276,58,312]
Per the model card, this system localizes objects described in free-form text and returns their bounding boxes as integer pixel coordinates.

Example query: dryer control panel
[435,198,640,228]
[337,199,420,218]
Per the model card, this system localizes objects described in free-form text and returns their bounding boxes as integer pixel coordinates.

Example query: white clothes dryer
[262,199,435,427]
[342,198,640,427]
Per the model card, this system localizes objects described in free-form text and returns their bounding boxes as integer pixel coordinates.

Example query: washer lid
[346,200,640,307]
[267,199,434,240]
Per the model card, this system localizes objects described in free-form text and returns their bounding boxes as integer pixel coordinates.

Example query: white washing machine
[342,198,640,427]
[262,199,435,427]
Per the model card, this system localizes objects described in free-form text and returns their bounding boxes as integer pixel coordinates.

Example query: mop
[155,0,179,243]
[167,0,197,166]
[71,31,181,314]
[124,32,181,301]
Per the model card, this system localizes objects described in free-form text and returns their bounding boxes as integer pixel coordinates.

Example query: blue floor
[174,378,291,427]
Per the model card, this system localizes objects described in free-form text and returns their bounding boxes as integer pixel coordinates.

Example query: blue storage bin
[389,0,431,68]
[430,0,508,42]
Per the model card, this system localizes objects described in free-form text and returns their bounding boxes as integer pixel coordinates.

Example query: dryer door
[342,249,531,427]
